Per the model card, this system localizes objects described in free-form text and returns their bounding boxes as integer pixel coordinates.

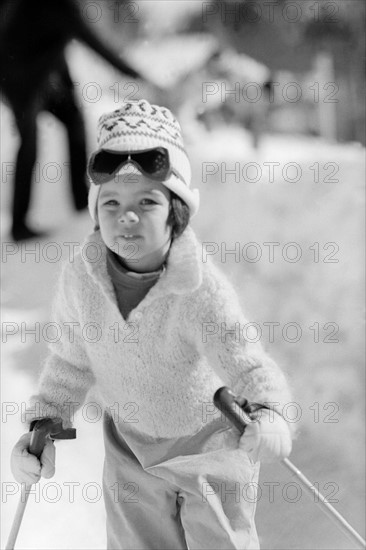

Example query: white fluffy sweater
[28,226,292,438]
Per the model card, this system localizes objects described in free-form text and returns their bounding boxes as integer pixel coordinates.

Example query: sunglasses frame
[87,147,183,185]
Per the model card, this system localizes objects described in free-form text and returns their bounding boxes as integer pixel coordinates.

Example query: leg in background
[11,102,45,241]
[46,70,89,211]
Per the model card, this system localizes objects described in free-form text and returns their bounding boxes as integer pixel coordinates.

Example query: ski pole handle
[213,386,253,433]
[29,418,59,458]
[29,417,76,458]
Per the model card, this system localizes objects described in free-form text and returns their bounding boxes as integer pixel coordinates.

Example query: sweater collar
[81,226,203,307]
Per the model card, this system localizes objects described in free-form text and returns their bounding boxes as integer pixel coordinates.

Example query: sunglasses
[87,147,182,185]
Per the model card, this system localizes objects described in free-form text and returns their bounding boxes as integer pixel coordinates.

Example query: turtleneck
[106,249,165,320]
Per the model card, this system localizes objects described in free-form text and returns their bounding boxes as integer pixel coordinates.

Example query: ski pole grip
[213,386,252,435]
[29,418,76,459]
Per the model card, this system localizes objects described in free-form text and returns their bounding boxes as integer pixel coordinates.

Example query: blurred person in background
[0,0,140,241]
[200,48,273,149]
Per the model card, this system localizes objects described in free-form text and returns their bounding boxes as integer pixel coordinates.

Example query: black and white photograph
[1,1,365,549]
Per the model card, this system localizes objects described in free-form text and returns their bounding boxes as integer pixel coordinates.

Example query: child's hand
[11,432,56,484]
[239,408,292,463]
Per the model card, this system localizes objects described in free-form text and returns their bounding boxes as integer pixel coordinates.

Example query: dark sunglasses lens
[135,149,170,178]
[91,151,128,178]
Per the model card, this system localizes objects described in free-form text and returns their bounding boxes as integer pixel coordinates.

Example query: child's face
[97,171,172,273]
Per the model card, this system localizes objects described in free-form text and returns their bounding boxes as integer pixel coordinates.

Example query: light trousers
[102,414,260,550]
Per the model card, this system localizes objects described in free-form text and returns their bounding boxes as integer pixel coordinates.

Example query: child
[11,99,293,550]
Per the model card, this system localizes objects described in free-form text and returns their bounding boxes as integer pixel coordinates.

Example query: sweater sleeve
[24,260,96,429]
[182,261,294,418]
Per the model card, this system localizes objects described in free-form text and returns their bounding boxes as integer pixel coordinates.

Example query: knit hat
[88,100,199,221]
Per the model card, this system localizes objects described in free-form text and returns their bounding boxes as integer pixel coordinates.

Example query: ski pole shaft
[214,387,366,550]
[5,426,51,550]
[281,457,366,548]
[5,487,31,550]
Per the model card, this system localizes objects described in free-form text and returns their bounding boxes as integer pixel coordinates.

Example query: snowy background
[1,1,365,549]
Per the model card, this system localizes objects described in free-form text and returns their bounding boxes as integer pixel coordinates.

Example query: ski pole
[6,418,76,550]
[214,387,366,550]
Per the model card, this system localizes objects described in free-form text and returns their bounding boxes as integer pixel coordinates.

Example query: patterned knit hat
[88,100,199,221]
